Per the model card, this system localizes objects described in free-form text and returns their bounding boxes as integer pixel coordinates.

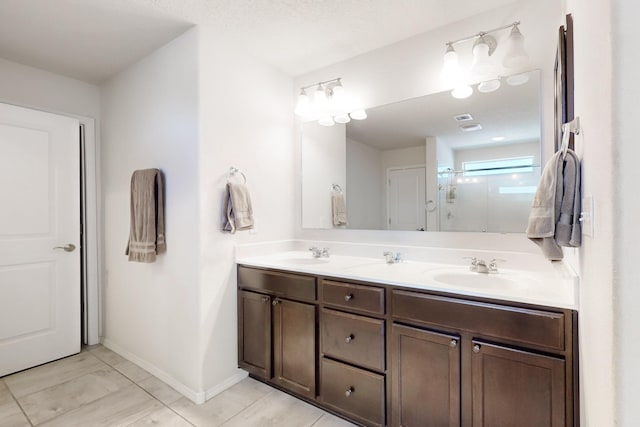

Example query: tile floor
[0,345,355,426]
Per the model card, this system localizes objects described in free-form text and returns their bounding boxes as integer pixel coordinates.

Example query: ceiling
[0,0,519,84]
[346,70,541,151]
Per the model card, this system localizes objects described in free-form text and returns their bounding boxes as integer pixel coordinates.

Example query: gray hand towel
[332,192,347,226]
[125,168,166,263]
[555,150,582,247]
[223,183,254,233]
[526,149,581,260]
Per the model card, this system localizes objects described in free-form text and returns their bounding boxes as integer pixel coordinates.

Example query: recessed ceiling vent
[453,113,473,122]
[459,123,483,132]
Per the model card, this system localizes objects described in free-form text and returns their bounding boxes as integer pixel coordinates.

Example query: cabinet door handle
[345,386,354,397]
[450,339,457,348]
[345,334,354,343]
[261,296,269,303]
[272,299,281,306]
[473,344,481,353]
[344,294,353,302]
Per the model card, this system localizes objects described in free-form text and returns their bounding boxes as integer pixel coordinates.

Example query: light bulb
[451,85,473,99]
[349,109,367,120]
[318,116,335,126]
[334,114,351,124]
[506,72,530,86]
[477,79,501,93]
[294,89,310,116]
[502,25,529,69]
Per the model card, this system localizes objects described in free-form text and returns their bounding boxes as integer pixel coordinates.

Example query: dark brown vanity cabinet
[391,289,576,427]
[237,265,578,427]
[319,280,387,427]
[391,323,461,427]
[237,267,317,399]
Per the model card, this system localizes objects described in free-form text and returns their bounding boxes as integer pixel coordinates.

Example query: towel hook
[561,117,580,159]
[332,183,343,193]
[226,166,247,184]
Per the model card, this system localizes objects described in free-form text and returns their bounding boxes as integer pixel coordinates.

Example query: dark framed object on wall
[555,14,575,152]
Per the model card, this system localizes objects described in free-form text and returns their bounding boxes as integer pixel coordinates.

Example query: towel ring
[226,167,247,184]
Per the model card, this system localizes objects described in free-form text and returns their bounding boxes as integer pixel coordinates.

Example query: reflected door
[387,167,426,231]
[0,102,80,376]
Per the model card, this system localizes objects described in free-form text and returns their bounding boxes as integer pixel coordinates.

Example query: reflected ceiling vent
[459,123,483,132]
[454,113,474,122]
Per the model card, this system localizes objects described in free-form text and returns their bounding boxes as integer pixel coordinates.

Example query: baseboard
[101,338,206,404]
[204,369,248,401]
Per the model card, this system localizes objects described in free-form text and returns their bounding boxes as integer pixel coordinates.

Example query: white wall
[613,2,640,425]
[294,0,562,251]
[453,140,540,170]
[100,28,202,396]
[0,57,100,119]
[197,26,296,396]
[301,122,346,229]
[561,2,616,425]
[346,138,383,229]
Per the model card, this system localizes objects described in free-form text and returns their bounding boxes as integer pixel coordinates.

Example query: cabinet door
[391,323,461,427]
[238,290,272,380]
[471,340,565,427]
[273,298,316,398]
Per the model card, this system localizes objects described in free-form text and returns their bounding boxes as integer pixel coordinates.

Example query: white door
[387,167,426,230]
[0,103,80,377]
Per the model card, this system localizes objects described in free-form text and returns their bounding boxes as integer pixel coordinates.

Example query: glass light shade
[334,114,351,124]
[477,79,501,93]
[471,41,494,78]
[332,83,345,100]
[349,109,367,120]
[502,26,529,69]
[441,46,462,85]
[294,91,310,116]
[451,85,473,99]
[318,116,335,126]
[506,72,530,86]
[314,84,327,109]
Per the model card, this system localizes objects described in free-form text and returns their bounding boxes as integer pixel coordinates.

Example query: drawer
[238,266,316,301]
[321,280,385,315]
[320,358,385,427]
[321,308,385,371]
[392,290,565,351]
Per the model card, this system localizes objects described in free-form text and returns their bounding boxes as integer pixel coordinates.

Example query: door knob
[53,243,76,252]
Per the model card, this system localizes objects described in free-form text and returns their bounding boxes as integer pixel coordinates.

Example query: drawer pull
[345,334,354,343]
[450,339,457,348]
[344,293,353,302]
[261,296,269,303]
[473,344,481,353]
[345,386,354,397]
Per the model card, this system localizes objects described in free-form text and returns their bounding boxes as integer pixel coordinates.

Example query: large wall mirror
[302,70,541,232]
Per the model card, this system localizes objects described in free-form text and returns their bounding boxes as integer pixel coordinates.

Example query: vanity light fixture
[441,21,529,99]
[294,77,367,126]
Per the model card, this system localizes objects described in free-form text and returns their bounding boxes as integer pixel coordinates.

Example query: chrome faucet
[464,257,505,273]
[383,251,402,264]
[309,246,330,258]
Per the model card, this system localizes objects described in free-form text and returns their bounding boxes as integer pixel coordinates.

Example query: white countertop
[236,251,578,310]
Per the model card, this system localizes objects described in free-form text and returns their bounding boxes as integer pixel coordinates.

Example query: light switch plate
[581,195,594,237]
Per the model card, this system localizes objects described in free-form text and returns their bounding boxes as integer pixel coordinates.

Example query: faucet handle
[309,246,321,258]
[321,247,330,258]
[489,258,506,272]
[463,256,478,271]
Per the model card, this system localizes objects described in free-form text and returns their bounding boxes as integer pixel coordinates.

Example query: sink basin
[429,271,520,289]
[278,257,331,265]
